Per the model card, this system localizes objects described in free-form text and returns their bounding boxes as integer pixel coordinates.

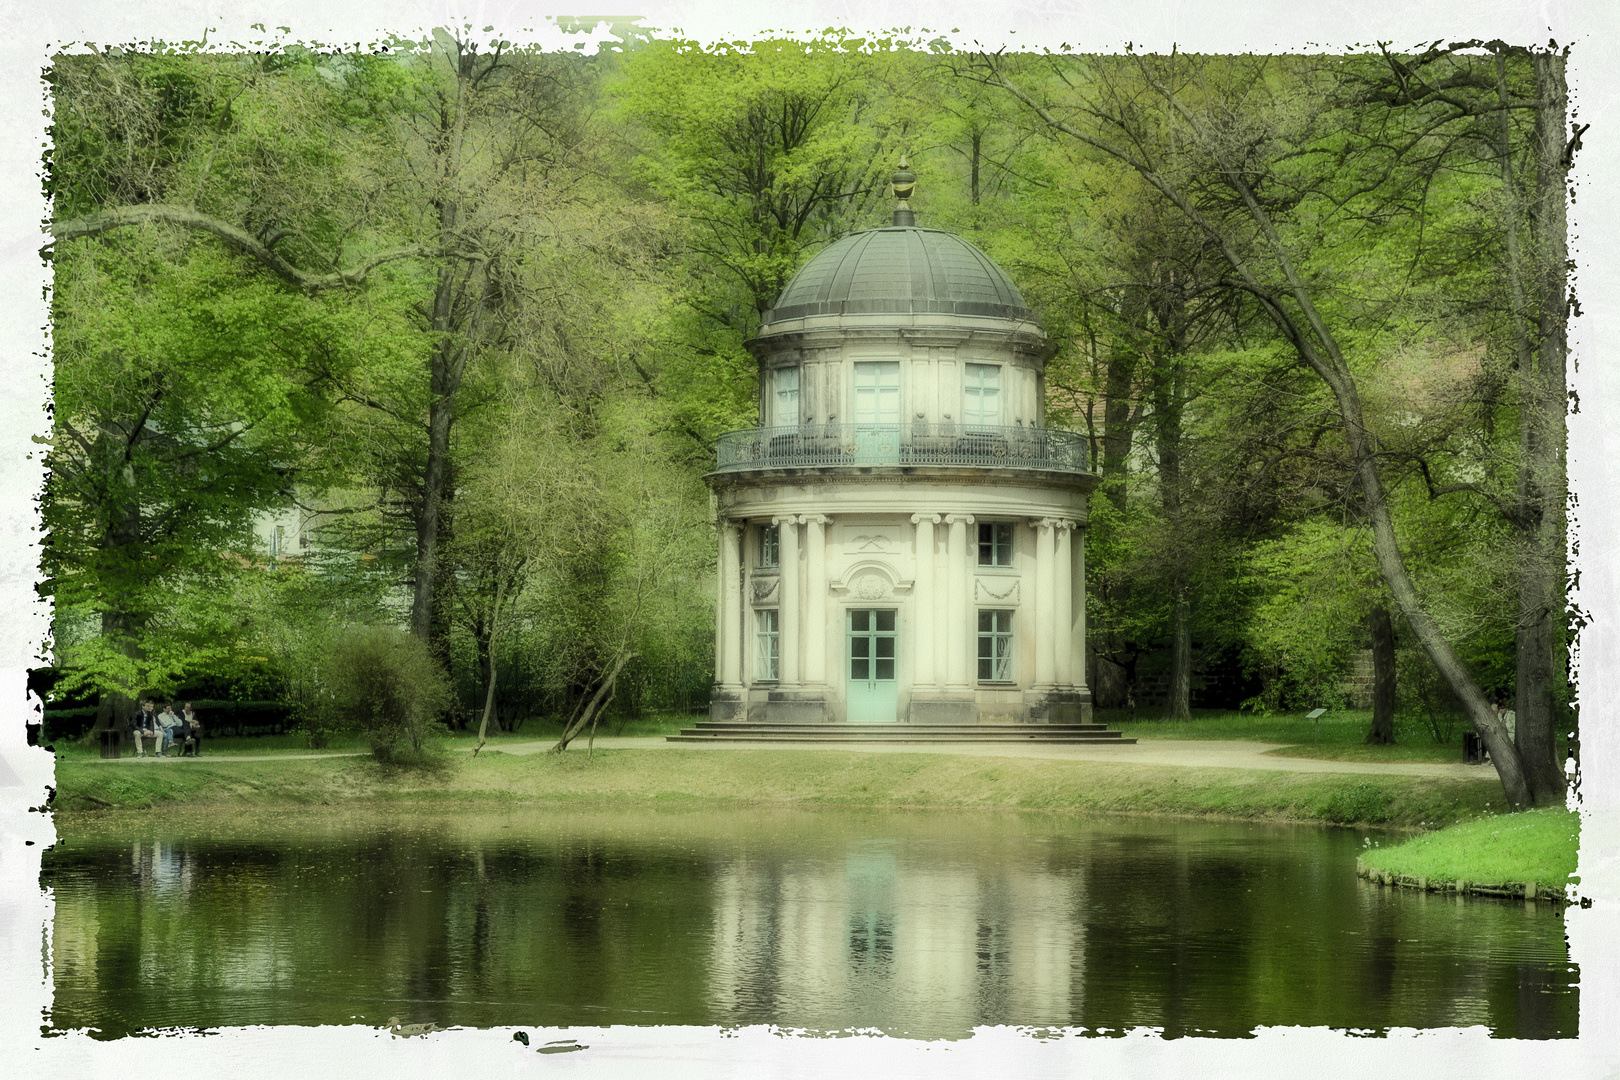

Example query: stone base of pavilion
[706,686,1097,727]
[666,721,1135,745]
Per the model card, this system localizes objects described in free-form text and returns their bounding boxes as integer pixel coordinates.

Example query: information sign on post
[1306,708,1327,743]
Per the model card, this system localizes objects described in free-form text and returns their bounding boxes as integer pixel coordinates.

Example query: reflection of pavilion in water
[708,844,1084,1032]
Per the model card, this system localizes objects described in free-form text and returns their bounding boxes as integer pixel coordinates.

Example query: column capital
[1055,518,1080,532]
[771,514,805,527]
[719,518,746,534]
[943,513,975,525]
[1028,517,1059,530]
[804,514,832,526]
[910,513,942,525]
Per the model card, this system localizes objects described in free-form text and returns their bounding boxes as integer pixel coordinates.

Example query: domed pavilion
[702,167,1108,734]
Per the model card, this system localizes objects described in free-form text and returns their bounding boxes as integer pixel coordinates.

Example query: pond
[41,808,1576,1040]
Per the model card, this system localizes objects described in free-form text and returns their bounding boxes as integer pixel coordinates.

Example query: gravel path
[479,736,1492,780]
[76,737,1493,780]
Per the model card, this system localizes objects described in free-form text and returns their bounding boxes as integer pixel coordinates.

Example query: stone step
[671,721,1135,746]
[679,732,1122,739]
[666,733,1137,744]
[686,723,1110,733]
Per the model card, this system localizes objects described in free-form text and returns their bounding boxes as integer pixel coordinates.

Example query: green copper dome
[762,226,1037,325]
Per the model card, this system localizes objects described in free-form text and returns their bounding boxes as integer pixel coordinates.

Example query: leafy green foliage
[317,625,453,760]
[44,227,347,699]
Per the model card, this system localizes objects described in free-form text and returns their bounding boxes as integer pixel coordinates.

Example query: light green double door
[847,608,898,724]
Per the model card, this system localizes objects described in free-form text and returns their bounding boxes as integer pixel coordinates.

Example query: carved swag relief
[750,576,780,605]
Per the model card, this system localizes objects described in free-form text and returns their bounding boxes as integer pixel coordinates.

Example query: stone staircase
[666,722,1136,745]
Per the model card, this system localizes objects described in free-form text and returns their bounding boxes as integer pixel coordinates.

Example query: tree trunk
[1154,332,1191,721]
[410,55,488,652]
[87,438,145,737]
[1365,603,1396,745]
[1165,585,1192,720]
[553,649,636,753]
[411,246,464,646]
[472,580,507,757]
[970,130,982,206]
[1507,50,1573,805]
[1099,301,1142,516]
[472,629,500,734]
[587,680,620,760]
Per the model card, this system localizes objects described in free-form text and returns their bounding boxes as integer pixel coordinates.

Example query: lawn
[1359,806,1579,892]
[1109,707,1572,765]
[52,743,1500,828]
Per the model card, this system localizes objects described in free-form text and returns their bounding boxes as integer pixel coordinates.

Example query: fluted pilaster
[805,515,830,684]
[944,514,975,689]
[911,513,941,688]
[775,515,801,685]
[1031,517,1057,688]
[718,521,744,688]
[1055,520,1076,686]
[1072,523,1088,690]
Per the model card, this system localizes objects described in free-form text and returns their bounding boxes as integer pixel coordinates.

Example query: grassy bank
[1115,708,1466,762]
[1359,806,1579,895]
[1112,708,1572,766]
[52,714,696,760]
[53,746,1499,828]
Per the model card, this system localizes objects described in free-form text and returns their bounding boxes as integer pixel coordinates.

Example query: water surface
[42,808,1576,1039]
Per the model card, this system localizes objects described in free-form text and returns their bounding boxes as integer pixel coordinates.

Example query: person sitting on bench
[132,699,161,757]
[177,702,202,756]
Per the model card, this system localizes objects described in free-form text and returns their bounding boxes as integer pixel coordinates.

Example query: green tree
[1332,39,1577,808]
[976,49,1558,804]
[44,49,366,729]
[49,34,602,663]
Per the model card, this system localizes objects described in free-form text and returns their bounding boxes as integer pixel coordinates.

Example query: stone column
[944,514,974,689]
[805,515,830,684]
[775,515,801,685]
[718,521,743,687]
[1031,517,1057,687]
[1072,524,1088,690]
[1054,520,1075,687]
[910,513,940,688]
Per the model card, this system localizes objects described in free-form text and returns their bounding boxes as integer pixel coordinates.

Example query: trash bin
[1462,730,1485,764]
[98,729,122,759]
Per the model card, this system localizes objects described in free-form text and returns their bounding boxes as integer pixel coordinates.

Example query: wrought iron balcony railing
[714,423,1093,475]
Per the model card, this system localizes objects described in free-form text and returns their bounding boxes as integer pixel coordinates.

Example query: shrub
[319,626,454,761]
[1397,647,1465,744]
